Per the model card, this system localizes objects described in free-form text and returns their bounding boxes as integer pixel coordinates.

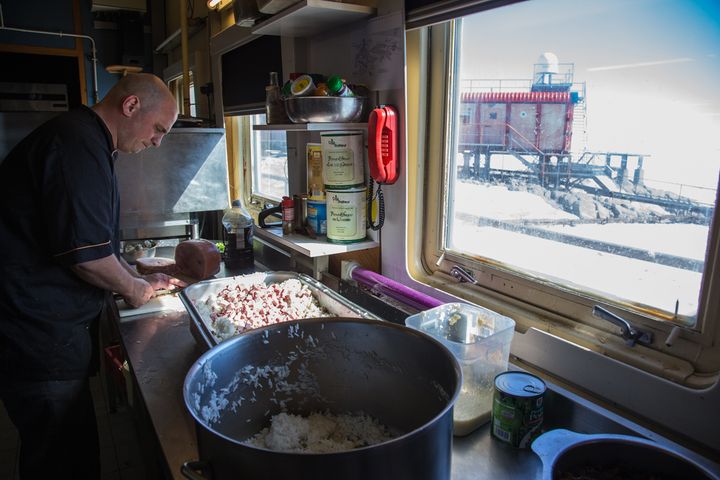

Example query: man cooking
[0,73,185,479]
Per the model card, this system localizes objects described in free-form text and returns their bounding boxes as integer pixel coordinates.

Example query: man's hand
[142,273,188,291]
[122,277,155,308]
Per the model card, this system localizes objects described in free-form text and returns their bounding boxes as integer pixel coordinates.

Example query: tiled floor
[0,375,150,480]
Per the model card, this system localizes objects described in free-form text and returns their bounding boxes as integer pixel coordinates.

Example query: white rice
[245,411,395,453]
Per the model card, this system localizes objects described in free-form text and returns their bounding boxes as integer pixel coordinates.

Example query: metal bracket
[592,306,654,347]
[450,265,478,285]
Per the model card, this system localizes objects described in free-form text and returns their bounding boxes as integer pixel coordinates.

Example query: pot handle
[181,460,212,480]
[531,429,586,479]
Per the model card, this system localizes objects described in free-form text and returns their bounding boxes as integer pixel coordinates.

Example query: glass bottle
[327,75,354,97]
[281,196,295,235]
[222,199,255,270]
[266,71,288,124]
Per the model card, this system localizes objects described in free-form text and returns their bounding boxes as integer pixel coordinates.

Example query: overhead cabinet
[250,0,376,37]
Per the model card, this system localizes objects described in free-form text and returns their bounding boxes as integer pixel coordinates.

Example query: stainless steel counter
[119,309,199,477]
[115,275,720,479]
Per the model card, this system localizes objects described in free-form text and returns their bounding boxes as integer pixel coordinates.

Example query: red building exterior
[459,91,575,154]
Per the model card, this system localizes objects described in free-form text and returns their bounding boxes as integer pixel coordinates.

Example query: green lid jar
[327,75,354,97]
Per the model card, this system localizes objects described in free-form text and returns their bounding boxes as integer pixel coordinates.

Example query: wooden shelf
[251,0,375,37]
[253,122,367,131]
[255,226,378,258]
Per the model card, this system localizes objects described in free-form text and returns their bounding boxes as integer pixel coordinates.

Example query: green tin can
[491,371,546,448]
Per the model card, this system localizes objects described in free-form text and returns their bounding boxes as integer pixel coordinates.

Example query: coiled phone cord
[367,177,385,231]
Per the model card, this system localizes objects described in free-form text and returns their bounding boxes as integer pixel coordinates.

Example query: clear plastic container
[405,302,515,436]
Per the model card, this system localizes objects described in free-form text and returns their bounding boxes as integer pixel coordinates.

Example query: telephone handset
[368,105,398,185]
[367,105,398,231]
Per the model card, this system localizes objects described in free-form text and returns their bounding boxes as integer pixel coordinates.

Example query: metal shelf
[255,226,378,258]
[251,0,375,37]
[253,122,367,131]
[155,18,206,54]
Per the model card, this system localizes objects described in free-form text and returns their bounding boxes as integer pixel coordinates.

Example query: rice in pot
[244,411,396,453]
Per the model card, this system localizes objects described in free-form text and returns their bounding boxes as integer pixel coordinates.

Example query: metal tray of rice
[180,271,380,349]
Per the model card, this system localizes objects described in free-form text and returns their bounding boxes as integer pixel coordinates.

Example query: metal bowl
[121,241,157,264]
[284,96,365,123]
[532,429,720,480]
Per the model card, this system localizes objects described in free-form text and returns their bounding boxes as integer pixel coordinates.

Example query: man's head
[95,73,179,154]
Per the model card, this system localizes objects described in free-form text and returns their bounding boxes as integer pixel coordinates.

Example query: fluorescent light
[207,0,222,8]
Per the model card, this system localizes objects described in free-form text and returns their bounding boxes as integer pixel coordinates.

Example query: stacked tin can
[320,130,367,243]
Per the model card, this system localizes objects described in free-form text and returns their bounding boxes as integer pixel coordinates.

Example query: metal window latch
[592,306,654,347]
[450,265,478,285]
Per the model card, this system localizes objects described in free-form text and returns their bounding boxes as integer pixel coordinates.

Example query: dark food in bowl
[558,465,672,480]
[532,429,718,480]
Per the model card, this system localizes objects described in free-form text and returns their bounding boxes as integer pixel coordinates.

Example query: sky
[458,0,720,191]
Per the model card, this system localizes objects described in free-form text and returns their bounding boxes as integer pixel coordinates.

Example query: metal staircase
[571,83,588,152]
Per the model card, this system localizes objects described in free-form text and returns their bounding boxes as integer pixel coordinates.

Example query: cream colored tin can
[306,143,324,195]
[326,186,367,243]
[320,131,365,188]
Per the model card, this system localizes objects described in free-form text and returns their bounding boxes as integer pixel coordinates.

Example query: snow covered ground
[450,182,709,318]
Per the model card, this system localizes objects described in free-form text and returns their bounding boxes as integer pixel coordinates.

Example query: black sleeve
[44,134,115,266]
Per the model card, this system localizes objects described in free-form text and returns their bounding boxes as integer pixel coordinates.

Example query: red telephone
[368,105,398,185]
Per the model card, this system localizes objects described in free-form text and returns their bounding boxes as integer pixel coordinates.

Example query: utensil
[181,318,462,480]
[284,96,365,123]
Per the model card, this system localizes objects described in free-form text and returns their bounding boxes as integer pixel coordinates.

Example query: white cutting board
[117,294,185,319]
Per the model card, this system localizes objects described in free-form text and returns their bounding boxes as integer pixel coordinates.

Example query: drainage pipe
[179,0,191,117]
[346,262,444,311]
[0,3,99,104]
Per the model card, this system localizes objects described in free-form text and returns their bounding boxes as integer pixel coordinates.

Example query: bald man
[0,73,182,479]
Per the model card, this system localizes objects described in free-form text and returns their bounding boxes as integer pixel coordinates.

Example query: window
[168,72,197,117]
[229,114,288,207]
[249,114,288,201]
[413,0,720,383]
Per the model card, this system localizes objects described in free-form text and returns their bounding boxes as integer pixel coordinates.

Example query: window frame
[410,19,720,387]
[233,114,289,216]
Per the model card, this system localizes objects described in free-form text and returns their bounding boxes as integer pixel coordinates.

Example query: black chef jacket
[0,105,120,380]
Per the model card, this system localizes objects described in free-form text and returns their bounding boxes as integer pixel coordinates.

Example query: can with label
[306,143,324,196]
[320,131,365,188]
[306,197,327,235]
[326,186,366,243]
[491,371,546,448]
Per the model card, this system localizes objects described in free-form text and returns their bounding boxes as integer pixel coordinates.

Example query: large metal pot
[532,429,720,479]
[182,318,462,480]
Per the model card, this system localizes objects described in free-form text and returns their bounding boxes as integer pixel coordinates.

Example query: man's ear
[121,95,140,117]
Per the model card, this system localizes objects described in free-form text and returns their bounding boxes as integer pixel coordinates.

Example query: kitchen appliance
[181,317,462,480]
[115,127,228,243]
[406,302,515,436]
[531,429,720,480]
